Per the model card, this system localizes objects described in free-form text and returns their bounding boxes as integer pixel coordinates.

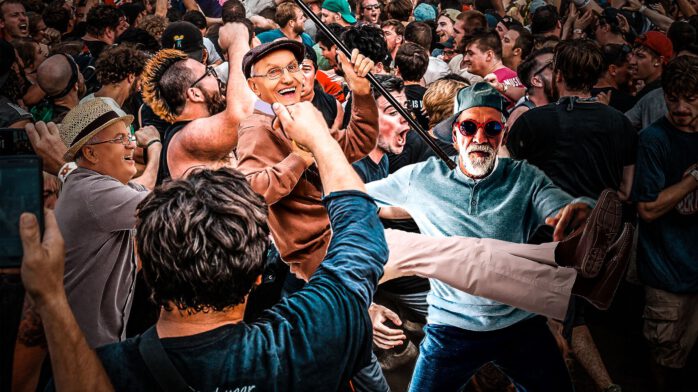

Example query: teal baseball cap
[432,82,508,142]
[322,0,356,24]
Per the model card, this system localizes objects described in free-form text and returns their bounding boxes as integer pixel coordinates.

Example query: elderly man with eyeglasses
[46,98,162,348]
[236,39,377,282]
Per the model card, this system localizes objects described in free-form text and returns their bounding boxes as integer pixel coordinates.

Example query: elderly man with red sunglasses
[366,82,633,391]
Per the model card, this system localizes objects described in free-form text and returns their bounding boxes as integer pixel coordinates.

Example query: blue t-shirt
[256,29,315,48]
[353,154,389,183]
[94,191,388,391]
[367,157,589,331]
[631,117,698,293]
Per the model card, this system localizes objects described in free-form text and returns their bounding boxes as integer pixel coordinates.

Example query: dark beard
[201,85,226,115]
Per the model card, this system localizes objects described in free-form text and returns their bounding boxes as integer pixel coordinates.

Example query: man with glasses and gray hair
[45,97,161,348]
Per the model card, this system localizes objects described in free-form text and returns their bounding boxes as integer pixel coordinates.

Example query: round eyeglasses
[456,120,504,138]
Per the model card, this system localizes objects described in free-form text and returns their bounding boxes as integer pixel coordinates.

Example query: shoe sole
[577,189,622,278]
[580,223,634,310]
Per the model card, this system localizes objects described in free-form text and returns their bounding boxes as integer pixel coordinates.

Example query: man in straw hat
[51,98,161,348]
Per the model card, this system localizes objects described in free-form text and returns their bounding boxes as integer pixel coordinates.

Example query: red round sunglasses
[455,120,504,138]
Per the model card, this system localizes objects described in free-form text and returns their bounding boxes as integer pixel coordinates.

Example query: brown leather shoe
[555,189,622,278]
[572,223,634,310]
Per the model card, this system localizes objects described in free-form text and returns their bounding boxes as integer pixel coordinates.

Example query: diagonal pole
[294,0,457,170]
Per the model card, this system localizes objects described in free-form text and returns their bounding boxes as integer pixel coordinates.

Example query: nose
[472,126,489,144]
[279,68,294,83]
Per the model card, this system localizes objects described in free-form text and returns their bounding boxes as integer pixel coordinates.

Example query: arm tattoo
[17,296,47,348]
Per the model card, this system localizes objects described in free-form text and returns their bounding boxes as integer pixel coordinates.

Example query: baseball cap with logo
[60,98,134,161]
[161,21,205,62]
[322,0,356,24]
[432,82,508,142]
[635,31,673,64]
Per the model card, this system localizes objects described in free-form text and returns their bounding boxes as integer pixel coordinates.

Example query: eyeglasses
[533,60,553,77]
[190,66,219,88]
[87,133,136,146]
[251,62,301,80]
[363,4,381,10]
[455,120,504,138]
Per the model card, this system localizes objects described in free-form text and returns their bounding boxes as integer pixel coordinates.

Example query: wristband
[58,162,77,183]
[691,169,698,183]
[146,139,162,149]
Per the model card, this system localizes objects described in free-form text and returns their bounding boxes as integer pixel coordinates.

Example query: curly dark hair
[95,44,147,85]
[341,24,391,70]
[663,55,698,98]
[136,168,270,313]
[42,3,72,33]
[86,4,123,37]
[553,39,603,93]
[141,49,192,123]
[384,0,412,22]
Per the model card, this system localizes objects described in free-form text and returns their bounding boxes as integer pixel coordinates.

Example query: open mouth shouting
[396,128,409,148]
[18,23,29,36]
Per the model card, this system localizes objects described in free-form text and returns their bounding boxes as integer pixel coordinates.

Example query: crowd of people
[1,0,696,390]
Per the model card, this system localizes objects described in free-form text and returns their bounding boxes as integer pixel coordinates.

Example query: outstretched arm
[19,211,113,391]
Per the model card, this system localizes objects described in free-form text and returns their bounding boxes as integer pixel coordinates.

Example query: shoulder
[638,119,671,144]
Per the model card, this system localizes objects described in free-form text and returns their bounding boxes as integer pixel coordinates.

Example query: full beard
[201,85,227,115]
[461,143,496,177]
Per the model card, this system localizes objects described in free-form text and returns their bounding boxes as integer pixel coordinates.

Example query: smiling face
[665,93,698,132]
[463,42,491,77]
[247,49,303,106]
[453,107,504,178]
[376,91,410,154]
[81,121,137,184]
[0,2,29,40]
[436,15,454,42]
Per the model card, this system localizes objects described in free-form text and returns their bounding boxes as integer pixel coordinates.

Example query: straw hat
[59,98,134,162]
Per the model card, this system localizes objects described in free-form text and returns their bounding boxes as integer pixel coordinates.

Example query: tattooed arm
[12,296,48,392]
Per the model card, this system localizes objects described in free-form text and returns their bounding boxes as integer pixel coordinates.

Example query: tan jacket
[237,93,378,277]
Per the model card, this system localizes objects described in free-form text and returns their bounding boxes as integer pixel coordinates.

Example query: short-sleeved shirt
[631,117,698,293]
[54,167,149,347]
[353,154,389,183]
[507,99,638,199]
[404,84,429,130]
[95,191,388,391]
[256,29,315,48]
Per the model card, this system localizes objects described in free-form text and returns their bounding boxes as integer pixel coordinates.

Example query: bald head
[37,54,78,97]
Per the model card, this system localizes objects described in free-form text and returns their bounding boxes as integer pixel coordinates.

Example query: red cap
[635,31,673,63]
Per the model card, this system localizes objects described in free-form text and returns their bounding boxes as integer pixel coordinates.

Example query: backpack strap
[138,326,194,392]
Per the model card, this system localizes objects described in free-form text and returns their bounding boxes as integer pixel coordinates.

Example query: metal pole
[294,0,457,170]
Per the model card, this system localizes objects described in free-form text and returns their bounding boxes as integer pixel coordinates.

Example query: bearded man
[366,82,597,391]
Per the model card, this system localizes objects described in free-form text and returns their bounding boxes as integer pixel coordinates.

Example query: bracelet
[58,161,77,183]
[146,139,162,149]
[573,28,583,35]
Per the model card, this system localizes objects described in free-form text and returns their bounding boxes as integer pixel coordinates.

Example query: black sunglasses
[456,120,504,138]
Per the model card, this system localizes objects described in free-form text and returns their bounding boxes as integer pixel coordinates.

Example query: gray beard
[460,143,497,177]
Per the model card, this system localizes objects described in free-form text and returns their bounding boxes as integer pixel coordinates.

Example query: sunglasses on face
[456,119,504,138]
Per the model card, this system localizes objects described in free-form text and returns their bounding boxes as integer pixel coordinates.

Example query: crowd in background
[1,0,697,390]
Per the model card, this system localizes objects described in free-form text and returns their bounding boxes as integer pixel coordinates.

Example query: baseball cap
[635,31,673,63]
[242,40,306,78]
[432,82,508,142]
[322,0,356,24]
[438,9,460,24]
[161,22,205,61]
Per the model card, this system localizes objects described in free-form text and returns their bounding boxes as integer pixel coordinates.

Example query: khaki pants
[384,229,577,320]
[643,286,698,368]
